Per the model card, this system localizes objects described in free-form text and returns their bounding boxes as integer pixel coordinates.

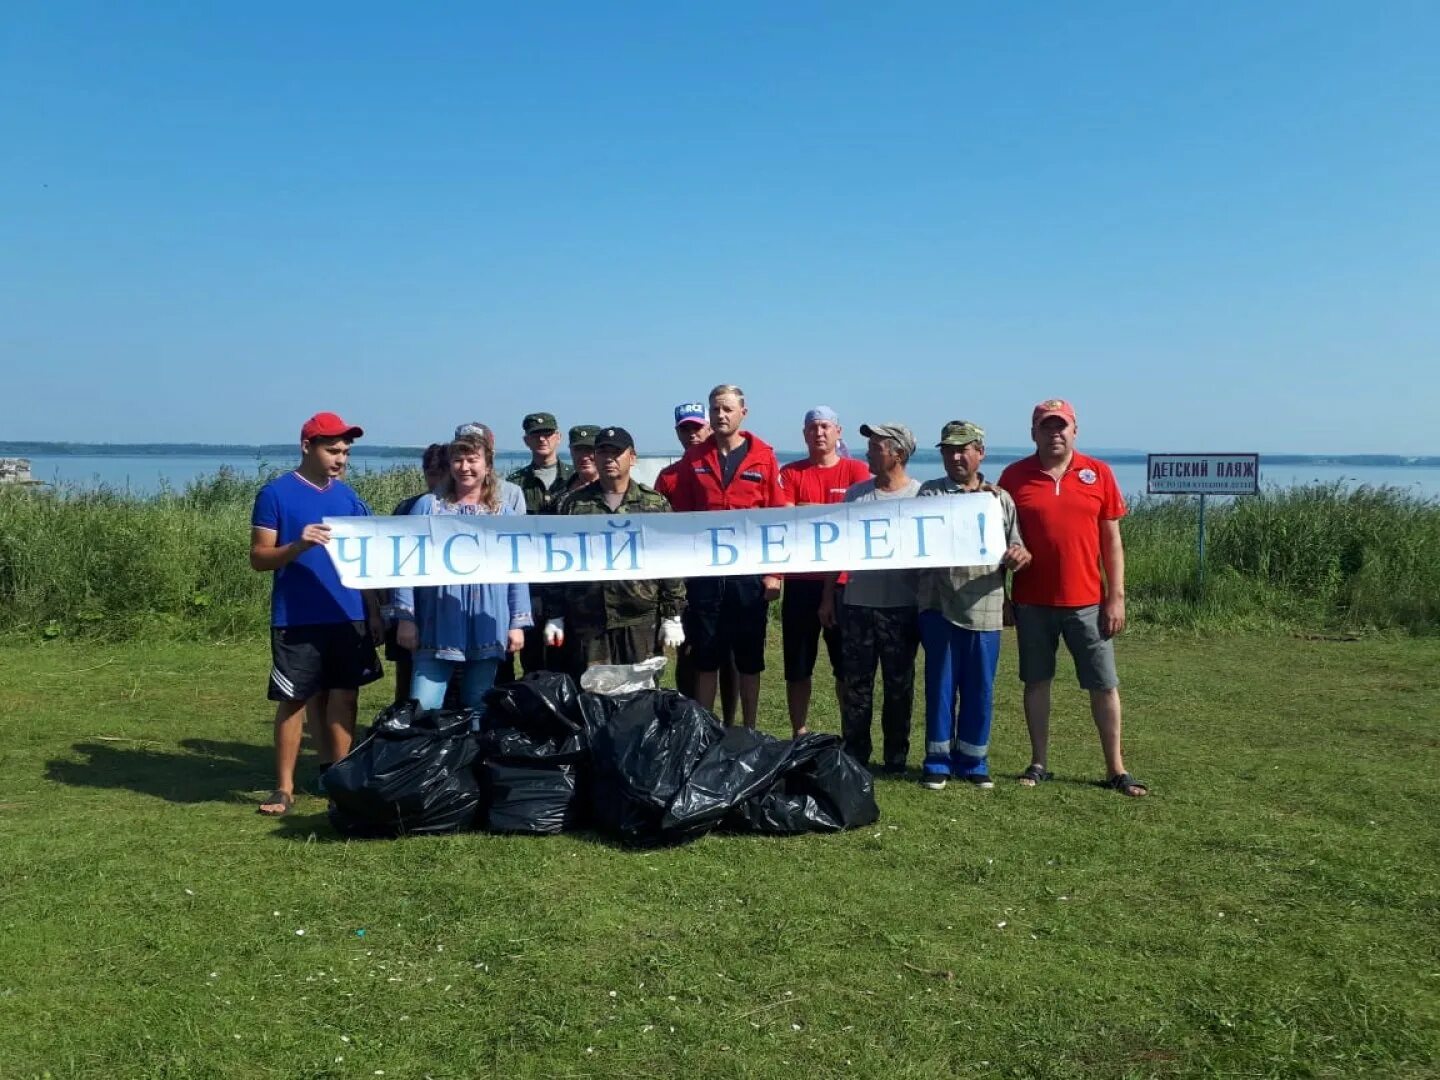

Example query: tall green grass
[0,465,425,640]
[1,472,1436,640]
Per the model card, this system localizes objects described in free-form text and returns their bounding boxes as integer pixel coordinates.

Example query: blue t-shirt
[251,472,371,627]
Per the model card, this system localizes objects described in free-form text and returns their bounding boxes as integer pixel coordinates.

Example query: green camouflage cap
[569,424,601,448]
[859,421,916,458]
[522,411,558,434]
[937,420,985,447]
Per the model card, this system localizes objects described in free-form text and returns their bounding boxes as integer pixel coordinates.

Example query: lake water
[13,451,1440,501]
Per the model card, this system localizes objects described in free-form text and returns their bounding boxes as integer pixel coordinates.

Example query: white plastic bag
[580,655,668,695]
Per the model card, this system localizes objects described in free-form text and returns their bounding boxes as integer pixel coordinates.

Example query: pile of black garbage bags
[322,673,880,845]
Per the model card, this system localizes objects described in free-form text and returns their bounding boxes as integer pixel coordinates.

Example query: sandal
[1017,764,1053,787]
[257,790,295,816]
[1106,772,1149,797]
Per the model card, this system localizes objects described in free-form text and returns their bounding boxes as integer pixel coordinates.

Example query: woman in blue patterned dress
[392,432,532,711]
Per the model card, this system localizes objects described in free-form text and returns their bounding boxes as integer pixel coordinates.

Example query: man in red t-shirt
[655,401,736,722]
[778,406,871,735]
[997,399,1147,796]
[670,384,789,728]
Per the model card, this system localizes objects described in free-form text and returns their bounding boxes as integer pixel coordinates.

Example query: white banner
[322,492,1005,589]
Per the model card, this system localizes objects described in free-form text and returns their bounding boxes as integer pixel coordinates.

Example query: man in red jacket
[653,401,709,505]
[670,384,789,728]
[998,398,1147,797]
[655,401,738,721]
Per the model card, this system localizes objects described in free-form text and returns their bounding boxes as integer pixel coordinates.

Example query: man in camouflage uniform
[507,411,574,515]
[548,427,685,674]
[504,411,574,676]
[560,424,602,499]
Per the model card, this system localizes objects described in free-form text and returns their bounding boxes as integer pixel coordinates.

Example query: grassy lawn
[2,634,1438,1079]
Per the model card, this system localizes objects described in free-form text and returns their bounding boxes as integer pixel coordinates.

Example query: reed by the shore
[2,467,1435,640]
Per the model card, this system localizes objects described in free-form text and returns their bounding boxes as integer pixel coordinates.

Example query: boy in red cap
[998,399,1147,796]
[249,412,383,815]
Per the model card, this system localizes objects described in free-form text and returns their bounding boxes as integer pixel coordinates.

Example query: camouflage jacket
[554,480,686,631]
[506,459,576,516]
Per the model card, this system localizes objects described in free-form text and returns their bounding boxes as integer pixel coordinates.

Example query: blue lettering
[390,534,429,578]
[442,533,483,575]
[542,533,575,573]
[707,526,740,567]
[604,520,642,571]
[912,514,945,558]
[335,536,371,579]
[811,520,840,563]
[758,522,790,565]
[861,518,892,560]
[496,532,532,574]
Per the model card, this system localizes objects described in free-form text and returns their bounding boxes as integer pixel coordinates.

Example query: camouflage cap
[937,420,985,447]
[522,411,558,434]
[859,421,917,459]
[569,424,601,448]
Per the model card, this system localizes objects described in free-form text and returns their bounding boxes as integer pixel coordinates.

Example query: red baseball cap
[300,412,364,442]
[1031,398,1077,426]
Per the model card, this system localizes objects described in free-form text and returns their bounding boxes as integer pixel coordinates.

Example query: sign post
[1146,453,1260,590]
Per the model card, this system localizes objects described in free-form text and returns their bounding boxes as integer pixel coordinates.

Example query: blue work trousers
[920,611,1001,778]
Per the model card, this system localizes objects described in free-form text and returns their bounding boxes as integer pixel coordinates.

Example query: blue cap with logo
[673,402,707,427]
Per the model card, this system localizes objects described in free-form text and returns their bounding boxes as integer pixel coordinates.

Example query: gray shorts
[1013,604,1119,690]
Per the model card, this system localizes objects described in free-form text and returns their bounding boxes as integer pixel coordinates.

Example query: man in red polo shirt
[998,399,1148,797]
[778,406,870,735]
[669,383,788,728]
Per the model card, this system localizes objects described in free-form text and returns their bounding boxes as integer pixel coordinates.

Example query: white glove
[659,616,685,649]
[544,618,565,647]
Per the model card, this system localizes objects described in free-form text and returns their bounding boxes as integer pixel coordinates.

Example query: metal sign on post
[1146,453,1260,588]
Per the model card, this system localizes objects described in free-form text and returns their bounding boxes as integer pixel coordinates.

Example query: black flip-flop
[1017,764,1053,786]
[1106,772,1149,797]
[257,790,295,816]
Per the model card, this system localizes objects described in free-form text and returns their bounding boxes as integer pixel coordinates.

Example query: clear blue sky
[2,2,1436,454]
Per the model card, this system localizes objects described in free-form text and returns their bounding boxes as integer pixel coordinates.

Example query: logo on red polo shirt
[1078,469,1097,484]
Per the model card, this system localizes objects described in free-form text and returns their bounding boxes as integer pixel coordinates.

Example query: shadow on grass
[44,737,312,805]
[266,815,818,850]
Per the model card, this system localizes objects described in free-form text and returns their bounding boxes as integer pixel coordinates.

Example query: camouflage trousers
[840,605,920,769]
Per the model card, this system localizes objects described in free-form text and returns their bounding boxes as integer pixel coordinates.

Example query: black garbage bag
[481,672,587,762]
[481,761,582,834]
[726,733,879,834]
[478,673,589,833]
[662,726,795,834]
[586,689,725,845]
[323,702,482,837]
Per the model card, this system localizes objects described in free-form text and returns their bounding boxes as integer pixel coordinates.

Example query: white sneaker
[920,774,947,790]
